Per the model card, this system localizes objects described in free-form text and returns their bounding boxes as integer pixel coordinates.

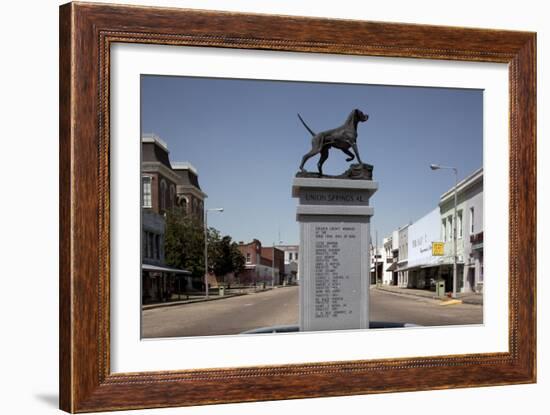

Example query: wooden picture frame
[59,2,536,412]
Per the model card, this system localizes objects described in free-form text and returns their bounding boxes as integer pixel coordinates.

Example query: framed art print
[59,2,536,412]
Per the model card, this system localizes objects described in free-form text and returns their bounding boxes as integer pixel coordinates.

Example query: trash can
[218,286,225,296]
[436,280,446,297]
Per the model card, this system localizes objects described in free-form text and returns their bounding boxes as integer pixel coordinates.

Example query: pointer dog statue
[298,109,369,176]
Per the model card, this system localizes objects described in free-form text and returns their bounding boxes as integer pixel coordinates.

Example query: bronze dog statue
[298,109,368,176]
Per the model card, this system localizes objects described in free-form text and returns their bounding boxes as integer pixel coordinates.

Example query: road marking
[439,299,463,306]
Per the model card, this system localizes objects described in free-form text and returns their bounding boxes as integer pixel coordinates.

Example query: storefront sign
[432,242,444,256]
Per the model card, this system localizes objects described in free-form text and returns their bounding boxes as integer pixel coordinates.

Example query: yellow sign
[432,242,444,256]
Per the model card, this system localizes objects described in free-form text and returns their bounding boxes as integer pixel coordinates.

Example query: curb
[461,298,484,306]
[142,292,247,310]
[439,299,463,306]
[372,286,440,301]
[373,286,483,306]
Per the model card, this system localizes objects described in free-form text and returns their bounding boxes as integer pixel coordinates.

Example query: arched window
[178,195,189,214]
[169,185,175,209]
[160,179,167,211]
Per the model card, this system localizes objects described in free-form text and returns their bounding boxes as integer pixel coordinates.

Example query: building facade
[141,134,180,215]
[172,162,206,223]
[377,167,483,294]
[275,244,300,284]
[406,208,441,289]
[439,167,483,293]
[141,134,205,303]
[370,244,385,285]
[396,224,410,287]
[237,239,285,286]
[381,236,395,285]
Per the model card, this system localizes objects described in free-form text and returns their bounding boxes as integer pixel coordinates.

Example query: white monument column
[292,177,378,332]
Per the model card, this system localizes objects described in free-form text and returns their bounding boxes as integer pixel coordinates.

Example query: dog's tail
[297,113,316,136]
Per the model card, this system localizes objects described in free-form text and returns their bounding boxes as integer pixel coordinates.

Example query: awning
[396,264,420,272]
[142,263,191,275]
[397,262,439,272]
[397,260,463,273]
[386,262,398,272]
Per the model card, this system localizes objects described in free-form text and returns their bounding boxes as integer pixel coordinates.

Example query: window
[442,219,447,242]
[160,180,167,211]
[246,253,251,263]
[178,195,188,213]
[470,207,475,234]
[289,252,293,261]
[142,176,152,208]
[458,210,463,238]
[295,252,298,261]
[169,185,175,208]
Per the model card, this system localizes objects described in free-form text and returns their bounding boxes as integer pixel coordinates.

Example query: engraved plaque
[310,222,364,329]
[293,177,377,332]
[300,189,371,206]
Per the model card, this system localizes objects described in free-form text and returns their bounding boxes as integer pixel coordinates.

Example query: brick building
[237,239,285,286]
[172,162,206,223]
[141,134,206,303]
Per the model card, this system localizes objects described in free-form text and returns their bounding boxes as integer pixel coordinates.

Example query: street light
[204,207,224,299]
[430,163,458,298]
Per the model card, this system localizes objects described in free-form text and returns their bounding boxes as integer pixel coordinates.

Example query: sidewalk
[142,286,276,310]
[372,285,483,305]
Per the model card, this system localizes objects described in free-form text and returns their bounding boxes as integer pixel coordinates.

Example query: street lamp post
[204,207,224,299]
[430,164,458,298]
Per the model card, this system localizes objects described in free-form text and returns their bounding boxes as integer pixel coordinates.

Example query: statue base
[292,177,378,332]
[295,163,373,181]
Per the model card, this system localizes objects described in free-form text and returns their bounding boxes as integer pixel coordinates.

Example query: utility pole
[430,164,459,298]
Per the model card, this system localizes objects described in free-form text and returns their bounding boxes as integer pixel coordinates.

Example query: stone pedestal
[292,177,378,332]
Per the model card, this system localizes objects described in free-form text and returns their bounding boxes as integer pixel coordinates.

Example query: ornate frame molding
[60,2,536,412]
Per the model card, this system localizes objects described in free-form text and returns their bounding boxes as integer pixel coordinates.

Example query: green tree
[164,207,205,278]
[164,207,245,281]
[209,235,245,279]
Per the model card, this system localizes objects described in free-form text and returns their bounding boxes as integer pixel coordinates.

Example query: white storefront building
[439,168,484,293]
[405,208,441,289]
[275,244,300,284]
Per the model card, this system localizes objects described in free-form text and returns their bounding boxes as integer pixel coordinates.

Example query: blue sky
[141,75,482,246]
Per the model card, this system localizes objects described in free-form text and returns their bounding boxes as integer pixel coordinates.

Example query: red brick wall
[237,241,286,284]
[177,192,205,222]
[261,247,285,277]
[238,240,262,265]
[145,173,177,214]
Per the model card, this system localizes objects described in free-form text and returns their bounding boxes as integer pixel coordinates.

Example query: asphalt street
[369,289,483,326]
[142,286,482,338]
[142,286,299,338]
